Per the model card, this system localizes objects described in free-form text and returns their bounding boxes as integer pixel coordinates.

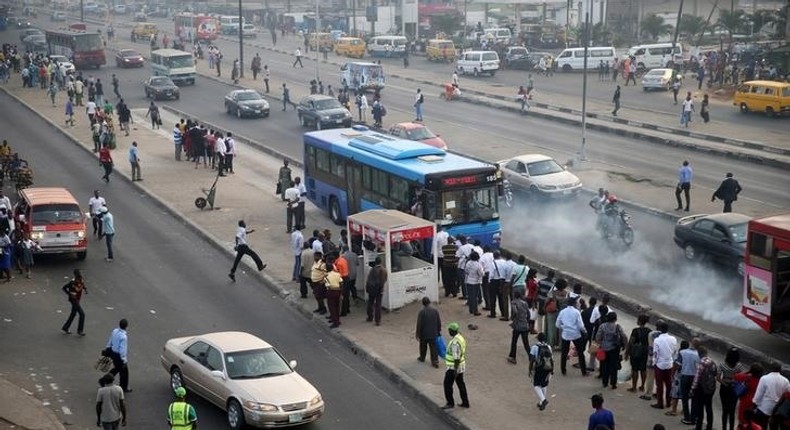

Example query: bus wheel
[77,251,87,260]
[329,197,342,225]
[739,103,749,113]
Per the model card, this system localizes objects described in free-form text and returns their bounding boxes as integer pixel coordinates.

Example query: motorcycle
[601,208,634,246]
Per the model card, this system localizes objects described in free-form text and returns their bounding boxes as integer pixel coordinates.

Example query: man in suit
[711,172,743,213]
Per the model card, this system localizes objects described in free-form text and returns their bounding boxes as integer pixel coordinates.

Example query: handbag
[544,298,557,314]
[276,182,282,194]
[588,342,600,355]
[733,380,748,398]
[596,347,607,362]
[436,335,447,359]
[95,355,113,373]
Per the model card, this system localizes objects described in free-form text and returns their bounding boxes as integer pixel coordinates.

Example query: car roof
[393,122,425,130]
[198,331,272,352]
[19,187,79,205]
[303,94,335,101]
[509,154,554,164]
[700,213,751,226]
[119,49,139,53]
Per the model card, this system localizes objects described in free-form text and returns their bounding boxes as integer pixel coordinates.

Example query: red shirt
[527,278,537,301]
[99,147,112,164]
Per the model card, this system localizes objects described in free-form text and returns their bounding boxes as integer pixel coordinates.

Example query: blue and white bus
[303,126,502,247]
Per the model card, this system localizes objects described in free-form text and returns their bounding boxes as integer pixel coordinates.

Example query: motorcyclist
[602,194,620,235]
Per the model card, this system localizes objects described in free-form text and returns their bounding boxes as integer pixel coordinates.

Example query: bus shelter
[347,210,438,310]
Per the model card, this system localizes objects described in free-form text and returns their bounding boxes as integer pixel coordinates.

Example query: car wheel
[237,107,242,118]
[473,68,479,77]
[683,243,698,260]
[766,106,777,118]
[489,71,496,76]
[622,227,634,246]
[739,103,749,113]
[562,64,572,72]
[528,185,540,200]
[458,67,464,75]
[329,196,342,225]
[643,87,648,91]
[76,251,87,260]
[227,399,246,430]
[144,90,149,99]
[299,115,306,127]
[170,368,184,392]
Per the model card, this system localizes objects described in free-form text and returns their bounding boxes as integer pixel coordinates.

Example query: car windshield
[646,70,665,77]
[438,186,499,224]
[121,50,139,57]
[225,348,292,380]
[510,48,527,56]
[236,91,262,101]
[405,127,435,140]
[50,55,68,63]
[526,159,564,176]
[314,98,342,110]
[151,77,174,86]
[729,223,748,243]
[31,204,82,224]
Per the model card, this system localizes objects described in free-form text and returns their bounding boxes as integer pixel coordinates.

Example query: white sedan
[641,68,681,91]
[160,331,325,429]
[499,154,582,199]
[49,55,75,75]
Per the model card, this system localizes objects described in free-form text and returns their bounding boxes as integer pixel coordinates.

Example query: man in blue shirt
[588,393,615,430]
[128,141,142,181]
[105,319,131,393]
[675,160,692,212]
[99,207,115,262]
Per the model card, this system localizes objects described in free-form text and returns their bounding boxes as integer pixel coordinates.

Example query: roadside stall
[347,210,438,310]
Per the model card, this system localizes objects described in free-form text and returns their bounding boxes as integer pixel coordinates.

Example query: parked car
[115,49,144,68]
[498,154,582,199]
[49,55,75,75]
[296,95,352,130]
[50,11,67,21]
[144,76,180,100]
[133,11,147,21]
[672,212,750,275]
[387,122,448,150]
[241,23,256,38]
[18,28,42,41]
[641,68,680,91]
[224,89,270,118]
[160,331,325,429]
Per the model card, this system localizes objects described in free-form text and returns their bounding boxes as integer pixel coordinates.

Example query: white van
[483,27,512,44]
[219,15,243,34]
[367,35,408,58]
[627,43,683,69]
[555,46,617,71]
[241,23,256,38]
[150,49,196,85]
[456,50,500,76]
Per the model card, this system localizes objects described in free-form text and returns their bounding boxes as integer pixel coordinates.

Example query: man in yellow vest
[441,322,469,409]
[168,387,197,429]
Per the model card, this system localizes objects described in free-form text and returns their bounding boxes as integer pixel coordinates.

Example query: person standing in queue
[325,259,343,329]
[167,386,197,430]
[442,322,469,409]
[105,319,131,393]
[278,160,293,201]
[284,181,300,233]
[294,177,307,230]
[228,220,266,282]
[310,251,328,314]
[365,256,387,326]
[416,297,442,368]
[61,269,87,335]
[711,172,742,213]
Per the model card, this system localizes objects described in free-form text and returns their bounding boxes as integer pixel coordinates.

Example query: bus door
[346,163,361,215]
[773,238,790,334]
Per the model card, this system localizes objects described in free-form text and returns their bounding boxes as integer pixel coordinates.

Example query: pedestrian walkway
[0,376,66,430]
[1,72,741,430]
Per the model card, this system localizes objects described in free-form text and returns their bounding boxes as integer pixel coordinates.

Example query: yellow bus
[334,37,365,58]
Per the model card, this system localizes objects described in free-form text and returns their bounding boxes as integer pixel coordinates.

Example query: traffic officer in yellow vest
[441,322,470,409]
[168,387,197,430]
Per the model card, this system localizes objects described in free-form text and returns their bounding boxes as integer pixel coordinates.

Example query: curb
[0,85,474,430]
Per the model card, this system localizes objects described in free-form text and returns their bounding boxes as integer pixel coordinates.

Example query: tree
[717,9,748,41]
[430,14,462,38]
[640,13,673,41]
[591,22,612,46]
[748,9,778,35]
[679,14,707,40]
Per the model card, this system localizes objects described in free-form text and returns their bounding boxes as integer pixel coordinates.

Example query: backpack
[535,344,553,372]
[419,93,424,104]
[629,327,650,360]
[224,138,232,153]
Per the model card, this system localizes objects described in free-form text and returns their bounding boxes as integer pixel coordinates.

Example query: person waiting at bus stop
[167,387,197,430]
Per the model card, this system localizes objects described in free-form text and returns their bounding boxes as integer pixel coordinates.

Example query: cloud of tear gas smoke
[502,200,756,330]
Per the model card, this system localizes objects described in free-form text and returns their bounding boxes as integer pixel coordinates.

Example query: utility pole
[579,0,590,161]
[80,0,84,22]
[238,0,244,78]
[671,0,684,66]
[315,0,320,81]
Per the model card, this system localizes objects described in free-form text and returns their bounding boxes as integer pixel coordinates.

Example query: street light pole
[80,0,84,22]
[238,0,244,78]
[315,0,320,81]
[579,0,590,161]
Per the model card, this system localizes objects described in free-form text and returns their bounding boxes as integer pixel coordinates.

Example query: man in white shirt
[556,296,588,376]
[752,361,790,426]
[215,132,226,177]
[479,246,494,313]
[224,132,236,174]
[455,236,473,299]
[284,183,300,233]
[228,220,266,282]
[294,177,307,230]
[88,190,106,237]
[0,189,12,213]
[86,100,97,124]
[487,251,506,319]
[651,321,678,409]
[681,94,694,127]
[290,227,304,282]
[312,232,325,254]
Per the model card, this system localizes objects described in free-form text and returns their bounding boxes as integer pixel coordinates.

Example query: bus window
[749,232,772,270]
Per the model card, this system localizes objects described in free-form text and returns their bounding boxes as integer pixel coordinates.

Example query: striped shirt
[173,127,182,145]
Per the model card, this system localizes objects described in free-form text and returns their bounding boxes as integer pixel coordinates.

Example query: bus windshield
[32,204,83,224]
[74,34,103,51]
[167,55,194,68]
[439,186,498,224]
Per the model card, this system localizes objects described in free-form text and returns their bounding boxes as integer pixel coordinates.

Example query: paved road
[116,14,790,141]
[0,91,451,429]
